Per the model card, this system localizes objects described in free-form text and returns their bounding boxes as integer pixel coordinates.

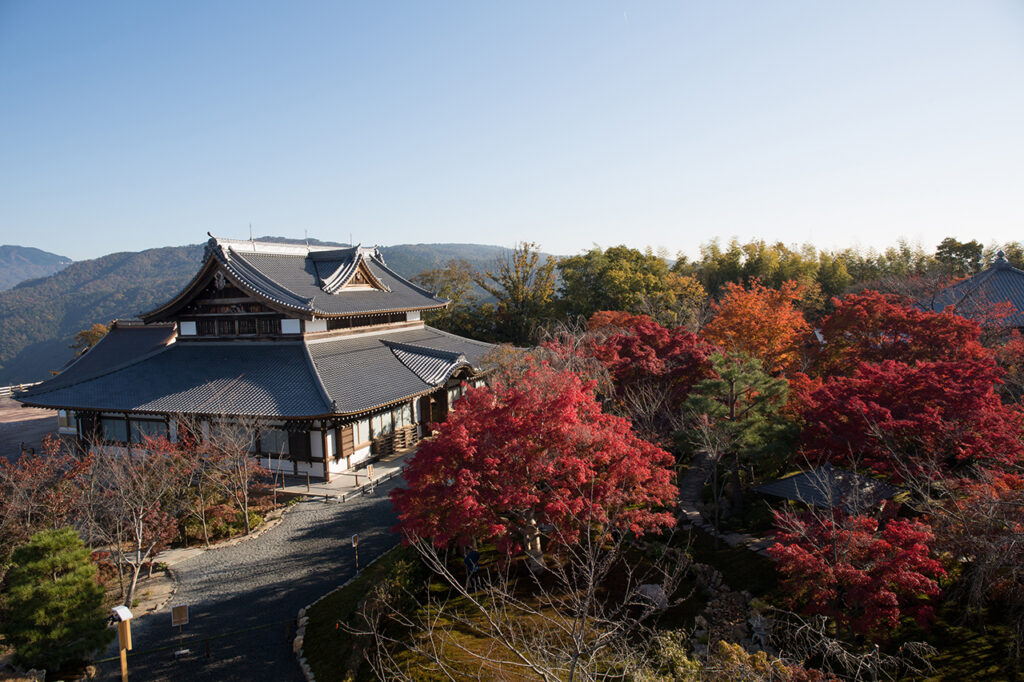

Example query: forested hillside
[0,240,510,384]
[0,245,72,290]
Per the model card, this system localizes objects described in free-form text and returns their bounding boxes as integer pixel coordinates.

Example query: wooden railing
[0,382,41,398]
[370,424,420,457]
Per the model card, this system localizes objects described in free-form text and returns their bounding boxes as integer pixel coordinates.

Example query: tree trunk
[522,512,545,573]
[730,451,744,517]
[199,487,210,548]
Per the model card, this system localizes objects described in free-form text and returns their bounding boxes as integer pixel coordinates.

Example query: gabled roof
[17,325,493,419]
[923,252,1024,327]
[755,464,900,512]
[143,237,448,321]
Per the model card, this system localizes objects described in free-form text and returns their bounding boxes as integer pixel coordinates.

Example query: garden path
[96,478,402,681]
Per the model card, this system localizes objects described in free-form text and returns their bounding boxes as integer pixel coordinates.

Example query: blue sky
[1,2,1023,261]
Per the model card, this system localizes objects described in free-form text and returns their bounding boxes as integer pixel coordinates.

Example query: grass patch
[304,544,419,682]
[912,602,1019,681]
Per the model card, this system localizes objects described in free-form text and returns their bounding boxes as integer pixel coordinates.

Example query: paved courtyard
[0,396,56,462]
[97,478,402,681]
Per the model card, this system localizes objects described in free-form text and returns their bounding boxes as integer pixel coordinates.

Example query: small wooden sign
[367,464,374,480]
[351,534,359,547]
[171,604,189,627]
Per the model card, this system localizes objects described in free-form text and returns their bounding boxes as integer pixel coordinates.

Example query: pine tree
[1,528,113,671]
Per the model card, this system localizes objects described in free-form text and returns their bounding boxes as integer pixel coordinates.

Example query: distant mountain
[0,240,512,384]
[0,245,73,290]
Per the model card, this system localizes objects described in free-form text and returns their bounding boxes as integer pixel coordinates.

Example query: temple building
[16,237,493,480]
[922,250,1024,329]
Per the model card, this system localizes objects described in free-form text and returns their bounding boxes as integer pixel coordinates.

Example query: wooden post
[321,427,331,483]
[305,472,310,492]
[117,619,132,681]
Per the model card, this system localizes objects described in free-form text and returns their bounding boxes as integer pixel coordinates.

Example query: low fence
[0,382,41,398]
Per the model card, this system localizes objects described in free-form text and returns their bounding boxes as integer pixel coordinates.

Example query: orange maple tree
[701,279,811,375]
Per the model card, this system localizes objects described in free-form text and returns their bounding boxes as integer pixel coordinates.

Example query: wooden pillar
[321,426,331,483]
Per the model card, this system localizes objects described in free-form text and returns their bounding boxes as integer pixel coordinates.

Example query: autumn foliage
[587,311,714,407]
[701,279,811,375]
[810,290,988,377]
[391,362,677,559]
[800,359,1024,481]
[768,510,945,639]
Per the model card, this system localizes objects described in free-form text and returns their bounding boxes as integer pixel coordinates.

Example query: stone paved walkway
[678,451,774,556]
[96,478,403,681]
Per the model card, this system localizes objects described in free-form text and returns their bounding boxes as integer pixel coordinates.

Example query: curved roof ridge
[216,244,312,311]
[386,343,469,385]
[300,340,337,414]
[318,251,392,294]
[382,339,466,362]
[366,256,448,303]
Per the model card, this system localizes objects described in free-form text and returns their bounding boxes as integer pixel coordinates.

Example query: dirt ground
[0,397,57,463]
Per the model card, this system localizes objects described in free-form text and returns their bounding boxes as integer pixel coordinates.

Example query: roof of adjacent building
[923,251,1024,327]
[17,324,494,419]
[755,464,900,512]
[143,237,448,321]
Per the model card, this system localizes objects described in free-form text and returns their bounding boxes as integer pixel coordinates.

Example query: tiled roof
[923,253,1024,327]
[19,325,494,419]
[307,326,493,416]
[18,341,332,417]
[385,341,468,385]
[40,323,177,392]
[205,238,446,317]
[755,465,899,512]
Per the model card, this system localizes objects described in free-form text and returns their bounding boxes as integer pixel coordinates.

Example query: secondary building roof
[755,464,900,512]
[17,324,493,419]
[923,251,1024,327]
[143,237,448,321]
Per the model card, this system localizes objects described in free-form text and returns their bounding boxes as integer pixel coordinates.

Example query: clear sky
[1,1,1023,261]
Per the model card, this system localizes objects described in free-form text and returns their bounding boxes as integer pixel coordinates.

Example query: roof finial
[249,223,255,251]
[305,229,310,254]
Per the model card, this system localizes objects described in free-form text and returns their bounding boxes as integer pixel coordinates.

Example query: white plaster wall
[261,457,292,473]
[295,460,322,477]
[407,310,421,321]
[306,319,327,333]
[281,319,301,334]
[310,431,323,460]
[179,321,197,336]
[349,444,373,468]
[327,455,348,474]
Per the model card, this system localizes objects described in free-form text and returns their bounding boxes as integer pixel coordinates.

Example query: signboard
[171,604,189,627]
[351,534,359,547]
[367,464,374,480]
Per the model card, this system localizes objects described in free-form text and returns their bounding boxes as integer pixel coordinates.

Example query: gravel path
[98,479,401,681]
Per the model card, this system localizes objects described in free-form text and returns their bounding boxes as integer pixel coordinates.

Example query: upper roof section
[923,251,1024,327]
[143,237,448,322]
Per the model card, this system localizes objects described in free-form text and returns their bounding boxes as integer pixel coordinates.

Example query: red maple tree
[390,362,677,567]
[800,359,1024,481]
[768,509,945,639]
[811,290,989,377]
[702,279,811,375]
[587,312,714,406]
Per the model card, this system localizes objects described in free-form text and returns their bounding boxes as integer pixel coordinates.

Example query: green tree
[475,242,557,345]
[412,258,484,338]
[935,237,983,275]
[1,528,113,671]
[69,322,109,357]
[682,352,790,525]
[559,245,706,327]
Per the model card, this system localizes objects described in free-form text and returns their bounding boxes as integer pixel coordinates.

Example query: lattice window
[237,318,257,335]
